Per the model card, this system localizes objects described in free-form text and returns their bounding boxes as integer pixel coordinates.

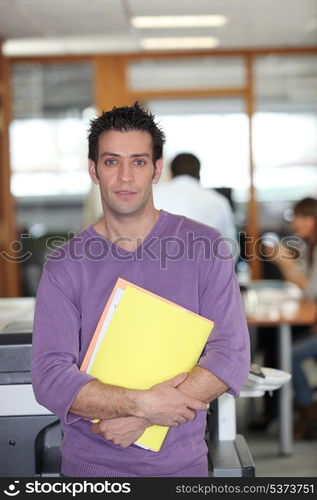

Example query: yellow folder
[81,278,214,452]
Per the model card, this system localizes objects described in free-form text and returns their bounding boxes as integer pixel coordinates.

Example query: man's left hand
[91,416,150,448]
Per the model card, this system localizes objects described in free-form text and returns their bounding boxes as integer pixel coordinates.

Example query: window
[254,55,317,202]
[10,62,95,196]
[148,98,249,202]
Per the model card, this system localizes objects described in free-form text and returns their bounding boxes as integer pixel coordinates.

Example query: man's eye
[134,159,145,166]
[105,159,117,166]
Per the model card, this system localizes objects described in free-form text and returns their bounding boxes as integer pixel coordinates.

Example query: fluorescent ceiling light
[132,15,227,29]
[2,36,138,56]
[139,37,219,50]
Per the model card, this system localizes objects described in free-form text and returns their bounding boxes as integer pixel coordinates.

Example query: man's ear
[152,158,163,184]
[89,160,99,184]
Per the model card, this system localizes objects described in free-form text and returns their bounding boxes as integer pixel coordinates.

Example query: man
[32,102,250,477]
[153,152,236,243]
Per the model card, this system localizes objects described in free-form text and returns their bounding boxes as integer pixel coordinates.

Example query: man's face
[89,130,163,217]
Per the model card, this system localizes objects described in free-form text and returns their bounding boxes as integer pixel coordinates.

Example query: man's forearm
[69,373,207,425]
[78,369,220,448]
[177,366,228,404]
[69,379,140,420]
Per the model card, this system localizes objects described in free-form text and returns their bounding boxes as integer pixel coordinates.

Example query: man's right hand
[135,373,207,427]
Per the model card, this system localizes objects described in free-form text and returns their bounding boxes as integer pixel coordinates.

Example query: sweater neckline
[86,209,168,256]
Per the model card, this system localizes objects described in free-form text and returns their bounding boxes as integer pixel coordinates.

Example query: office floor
[246,432,317,477]
[237,391,317,477]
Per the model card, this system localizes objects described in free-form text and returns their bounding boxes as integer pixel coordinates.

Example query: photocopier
[0,318,257,477]
[0,320,61,476]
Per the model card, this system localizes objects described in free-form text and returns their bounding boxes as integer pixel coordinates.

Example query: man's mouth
[115,190,137,198]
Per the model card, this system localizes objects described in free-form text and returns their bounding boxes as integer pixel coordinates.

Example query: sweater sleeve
[31,264,95,425]
[197,245,250,396]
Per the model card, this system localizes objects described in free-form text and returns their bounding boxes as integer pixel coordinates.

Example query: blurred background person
[264,197,317,439]
[267,197,317,297]
[82,181,103,229]
[153,153,237,245]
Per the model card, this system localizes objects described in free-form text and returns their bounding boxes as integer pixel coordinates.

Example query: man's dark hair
[170,153,200,180]
[88,102,165,165]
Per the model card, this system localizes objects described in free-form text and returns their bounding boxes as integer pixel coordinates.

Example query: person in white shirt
[82,182,103,229]
[153,153,237,243]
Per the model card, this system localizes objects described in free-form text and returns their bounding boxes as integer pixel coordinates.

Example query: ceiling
[0,0,317,56]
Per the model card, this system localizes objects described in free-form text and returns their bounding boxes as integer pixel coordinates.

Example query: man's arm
[71,369,215,450]
[195,240,250,397]
[177,366,228,403]
[69,373,207,427]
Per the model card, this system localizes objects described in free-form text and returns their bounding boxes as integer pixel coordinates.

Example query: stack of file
[81,278,214,452]
[239,363,292,398]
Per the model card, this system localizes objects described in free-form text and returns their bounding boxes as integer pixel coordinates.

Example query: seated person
[264,197,317,439]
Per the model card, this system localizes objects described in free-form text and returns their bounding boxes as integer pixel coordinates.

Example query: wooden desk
[244,290,316,456]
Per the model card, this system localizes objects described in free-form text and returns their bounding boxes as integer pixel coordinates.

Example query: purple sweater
[31,211,250,477]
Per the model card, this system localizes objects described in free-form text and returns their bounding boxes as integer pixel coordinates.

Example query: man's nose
[118,162,134,183]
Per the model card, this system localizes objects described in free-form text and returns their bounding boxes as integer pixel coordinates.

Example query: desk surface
[0,297,35,333]
[0,298,35,344]
[246,298,317,327]
[242,281,316,327]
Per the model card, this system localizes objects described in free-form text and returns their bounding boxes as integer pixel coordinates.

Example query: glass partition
[128,56,245,91]
[148,97,249,196]
[254,55,317,201]
[253,55,317,233]
[10,62,95,197]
